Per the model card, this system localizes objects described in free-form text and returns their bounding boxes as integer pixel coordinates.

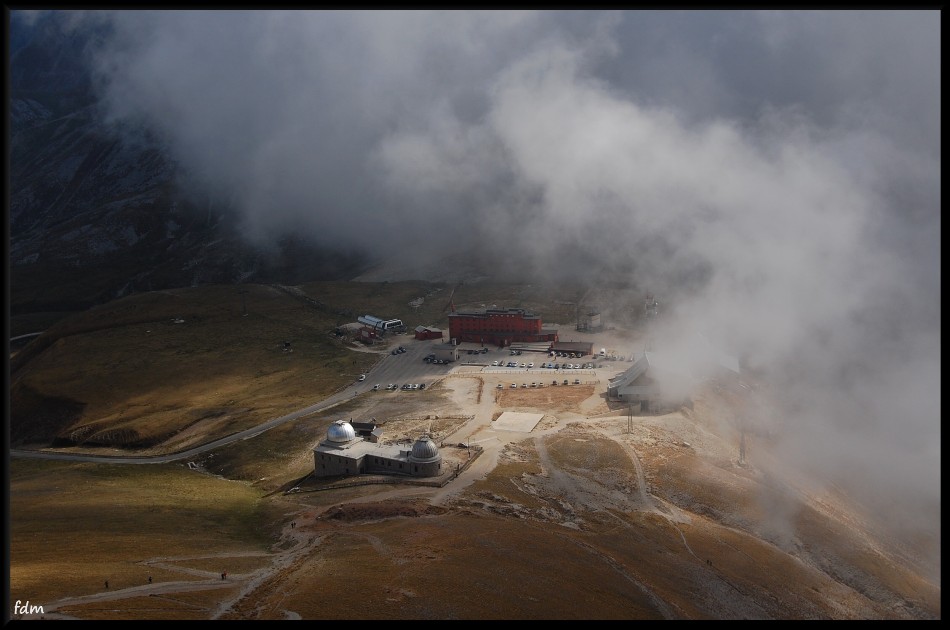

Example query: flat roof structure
[492,412,544,433]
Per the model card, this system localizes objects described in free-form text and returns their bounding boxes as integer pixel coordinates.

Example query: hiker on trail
[104,580,109,589]
[221,572,227,580]
[148,576,152,584]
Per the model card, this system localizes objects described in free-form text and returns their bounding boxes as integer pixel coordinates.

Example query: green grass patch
[10,284,379,450]
[9,458,286,604]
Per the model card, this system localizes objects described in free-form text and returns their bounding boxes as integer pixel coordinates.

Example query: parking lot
[351,331,641,397]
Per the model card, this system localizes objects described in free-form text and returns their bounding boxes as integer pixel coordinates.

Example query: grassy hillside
[296,280,589,329]
[9,458,285,606]
[8,280,940,620]
[10,279,622,453]
[9,284,379,451]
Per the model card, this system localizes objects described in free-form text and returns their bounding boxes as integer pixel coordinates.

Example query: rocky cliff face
[9,11,368,316]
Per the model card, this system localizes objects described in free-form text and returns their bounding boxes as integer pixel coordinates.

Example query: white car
[492,360,499,366]
[372,384,380,391]
[527,362,534,368]
[496,383,503,389]
[511,383,517,389]
[357,374,366,382]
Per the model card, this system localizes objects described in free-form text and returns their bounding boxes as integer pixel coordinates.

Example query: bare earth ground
[17,370,941,620]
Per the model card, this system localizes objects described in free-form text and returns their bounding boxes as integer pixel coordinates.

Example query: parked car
[492,360,499,366]
[521,383,527,388]
[552,380,558,385]
[419,383,426,390]
[497,383,503,389]
[563,379,569,385]
[574,379,581,385]
[527,362,534,368]
[357,374,366,382]
[372,384,380,391]
[511,383,517,389]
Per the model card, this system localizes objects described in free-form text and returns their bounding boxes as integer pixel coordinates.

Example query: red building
[414,326,444,341]
[356,326,380,344]
[447,308,558,346]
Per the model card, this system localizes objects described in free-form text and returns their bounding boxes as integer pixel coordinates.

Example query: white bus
[358,315,405,333]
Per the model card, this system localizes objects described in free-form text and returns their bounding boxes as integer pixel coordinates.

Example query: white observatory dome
[409,435,440,463]
[326,420,357,443]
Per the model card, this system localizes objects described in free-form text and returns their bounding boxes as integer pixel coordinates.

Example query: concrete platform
[492,412,544,433]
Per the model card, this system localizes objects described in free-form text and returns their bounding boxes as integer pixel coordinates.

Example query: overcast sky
[17,9,941,571]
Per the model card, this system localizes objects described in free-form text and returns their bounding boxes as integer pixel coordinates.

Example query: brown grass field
[8,281,941,620]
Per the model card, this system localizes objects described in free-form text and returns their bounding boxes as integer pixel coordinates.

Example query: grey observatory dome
[409,435,441,463]
[326,420,357,443]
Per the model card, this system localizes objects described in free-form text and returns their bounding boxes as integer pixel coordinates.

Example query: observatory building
[312,420,442,478]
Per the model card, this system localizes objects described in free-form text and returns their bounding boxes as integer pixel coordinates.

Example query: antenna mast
[644,294,658,352]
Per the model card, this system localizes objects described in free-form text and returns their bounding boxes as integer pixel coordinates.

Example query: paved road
[9,337,509,465]
[9,337,620,466]
[10,331,44,342]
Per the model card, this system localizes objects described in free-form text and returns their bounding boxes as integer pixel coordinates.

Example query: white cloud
[57,9,940,560]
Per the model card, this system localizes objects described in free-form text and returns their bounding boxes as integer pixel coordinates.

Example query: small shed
[432,342,459,362]
[356,327,380,343]
[351,420,385,443]
[414,325,443,341]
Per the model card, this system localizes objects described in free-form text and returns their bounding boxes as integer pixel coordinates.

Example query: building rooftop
[449,307,540,319]
[325,420,358,444]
